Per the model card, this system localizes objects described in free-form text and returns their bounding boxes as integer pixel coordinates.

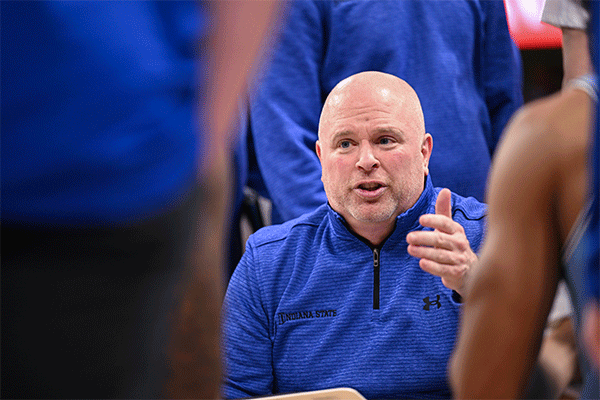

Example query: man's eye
[379,137,391,145]
[340,140,351,149]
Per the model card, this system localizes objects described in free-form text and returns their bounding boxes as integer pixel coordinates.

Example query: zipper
[373,247,380,310]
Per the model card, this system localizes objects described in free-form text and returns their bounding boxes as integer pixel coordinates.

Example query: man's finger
[418,259,466,290]
[436,188,452,218]
[407,244,458,264]
[418,259,456,281]
[418,214,458,234]
[407,230,454,250]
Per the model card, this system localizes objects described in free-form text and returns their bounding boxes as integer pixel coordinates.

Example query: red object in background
[505,0,562,49]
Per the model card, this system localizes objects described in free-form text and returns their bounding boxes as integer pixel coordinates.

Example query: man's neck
[348,221,395,247]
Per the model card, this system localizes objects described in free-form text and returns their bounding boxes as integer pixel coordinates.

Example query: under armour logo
[423,295,441,311]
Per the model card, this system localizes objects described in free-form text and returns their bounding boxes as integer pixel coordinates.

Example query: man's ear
[316,140,322,161]
[422,133,433,175]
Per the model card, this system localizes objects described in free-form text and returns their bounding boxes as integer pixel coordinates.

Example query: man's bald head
[318,71,426,141]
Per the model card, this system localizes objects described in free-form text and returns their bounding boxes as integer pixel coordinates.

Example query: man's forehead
[329,125,406,141]
[325,95,408,127]
[321,103,423,144]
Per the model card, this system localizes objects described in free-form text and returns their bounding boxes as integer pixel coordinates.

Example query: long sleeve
[481,0,524,156]
[249,0,327,223]
[222,240,274,398]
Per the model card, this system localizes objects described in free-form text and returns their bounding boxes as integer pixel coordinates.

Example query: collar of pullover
[327,175,436,247]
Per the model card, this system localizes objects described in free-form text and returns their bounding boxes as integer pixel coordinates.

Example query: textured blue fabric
[581,4,599,398]
[562,212,599,400]
[1,1,207,226]
[222,177,487,399]
[588,0,599,302]
[247,0,522,224]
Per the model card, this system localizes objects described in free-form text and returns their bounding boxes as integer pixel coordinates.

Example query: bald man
[221,71,486,399]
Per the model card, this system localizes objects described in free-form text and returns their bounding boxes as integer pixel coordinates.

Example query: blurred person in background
[243,0,522,228]
[0,1,279,398]
[450,1,598,398]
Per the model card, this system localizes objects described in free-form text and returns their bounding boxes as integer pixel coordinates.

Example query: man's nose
[356,143,380,171]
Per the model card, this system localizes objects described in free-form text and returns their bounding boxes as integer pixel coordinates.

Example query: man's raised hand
[406,188,477,297]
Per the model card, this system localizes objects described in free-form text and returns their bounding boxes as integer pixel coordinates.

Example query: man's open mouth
[357,182,384,191]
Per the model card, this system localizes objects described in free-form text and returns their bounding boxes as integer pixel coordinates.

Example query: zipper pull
[373,248,380,310]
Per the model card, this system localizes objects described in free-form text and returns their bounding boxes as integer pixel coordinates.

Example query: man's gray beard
[346,198,399,224]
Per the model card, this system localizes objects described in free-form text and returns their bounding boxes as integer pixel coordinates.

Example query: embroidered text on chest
[277,309,337,325]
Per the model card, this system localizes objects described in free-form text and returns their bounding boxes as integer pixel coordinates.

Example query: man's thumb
[435,188,452,218]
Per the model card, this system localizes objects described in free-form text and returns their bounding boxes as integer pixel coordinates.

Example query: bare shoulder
[486,93,560,215]
[544,88,591,158]
[489,89,591,198]
[486,86,591,243]
[500,88,589,159]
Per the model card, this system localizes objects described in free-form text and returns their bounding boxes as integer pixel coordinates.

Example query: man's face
[316,77,432,233]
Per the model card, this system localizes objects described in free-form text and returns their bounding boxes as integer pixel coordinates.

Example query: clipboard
[253,387,367,400]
